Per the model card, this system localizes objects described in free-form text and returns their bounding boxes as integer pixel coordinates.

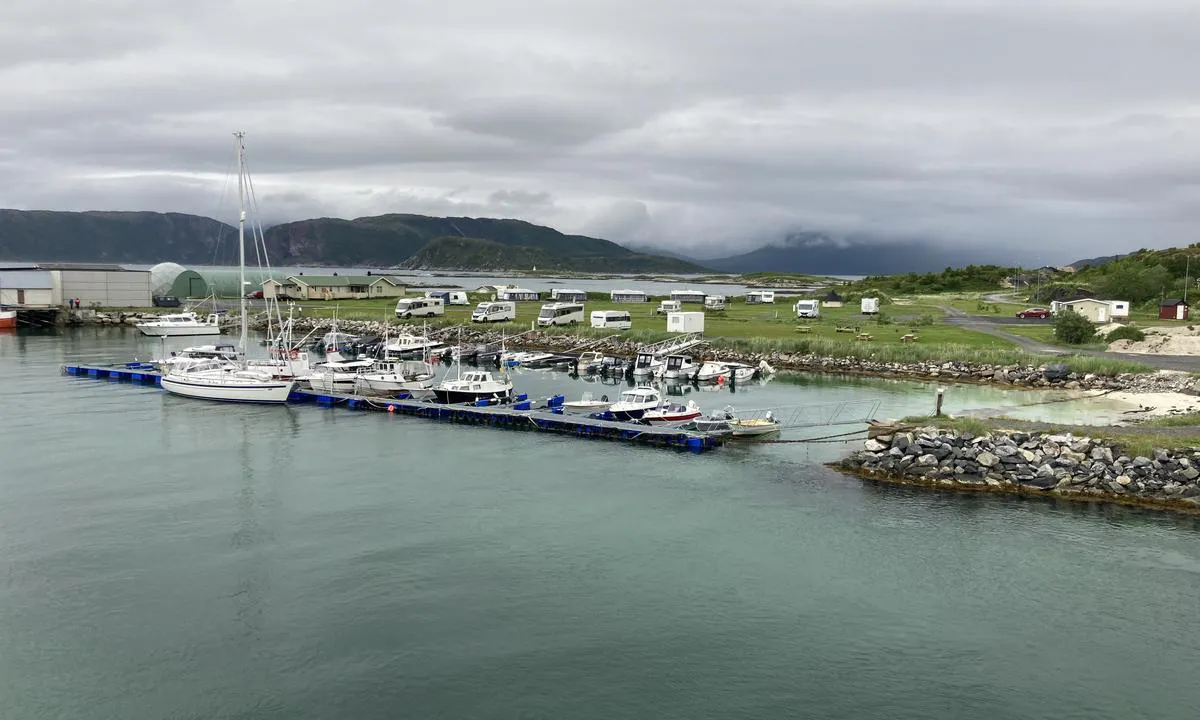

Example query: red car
[1015,308,1050,319]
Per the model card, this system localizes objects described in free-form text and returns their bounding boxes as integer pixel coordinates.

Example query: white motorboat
[562,391,613,414]
[300,358,375,393]
[160,132,295,404]
[721,362,760,382]
[137,311,222,337]
[156,342,239,372]
[432,369,513,404]
[641,399,702,423]
[355,359,436,395]
[384,333,445,358]
[606,386,662,421]
[0,308,16,329]
[730,415,781,437]
[572,351,605,375]
[693,361,732,383]
[658,354,698,381]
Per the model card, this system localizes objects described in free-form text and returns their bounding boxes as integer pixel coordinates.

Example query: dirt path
[937,305,1200,371]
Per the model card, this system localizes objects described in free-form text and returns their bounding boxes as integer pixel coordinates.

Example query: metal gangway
[638,332,706,358]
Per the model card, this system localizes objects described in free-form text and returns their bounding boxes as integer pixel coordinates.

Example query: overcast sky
[1,0,1197,262]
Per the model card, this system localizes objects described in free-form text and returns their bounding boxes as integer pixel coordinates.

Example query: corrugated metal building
[39,263,153,307]
[0,269,56,307]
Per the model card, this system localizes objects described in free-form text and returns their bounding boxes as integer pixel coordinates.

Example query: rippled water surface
[1,329,1198,719]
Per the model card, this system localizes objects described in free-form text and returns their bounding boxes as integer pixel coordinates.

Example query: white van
[471,301,516,323]
[591,310,632,329]
[794,299,820,318]
[537,302,585,327]
[395,296,445,319]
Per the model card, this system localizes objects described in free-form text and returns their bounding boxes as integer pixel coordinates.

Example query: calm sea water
[2,329,1199,719]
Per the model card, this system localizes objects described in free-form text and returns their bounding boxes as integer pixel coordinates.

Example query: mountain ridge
[0,209,703,272]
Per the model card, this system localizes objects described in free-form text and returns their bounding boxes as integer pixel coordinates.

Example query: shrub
[1054,311,1097,345]
[1104,325,1146,343]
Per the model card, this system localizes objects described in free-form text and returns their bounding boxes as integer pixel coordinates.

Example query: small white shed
[667,311,705,334]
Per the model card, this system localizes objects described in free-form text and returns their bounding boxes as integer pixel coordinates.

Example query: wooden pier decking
[60,362,721,453]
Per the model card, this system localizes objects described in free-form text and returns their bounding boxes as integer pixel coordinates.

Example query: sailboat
[160,132,296,404]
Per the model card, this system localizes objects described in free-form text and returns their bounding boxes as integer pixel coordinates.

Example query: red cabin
[1159,299,1190,320]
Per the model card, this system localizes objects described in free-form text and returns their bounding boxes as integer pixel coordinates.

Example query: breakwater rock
[841,427,1200,512]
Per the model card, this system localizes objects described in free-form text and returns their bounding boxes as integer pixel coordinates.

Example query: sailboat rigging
[159,132,296,403]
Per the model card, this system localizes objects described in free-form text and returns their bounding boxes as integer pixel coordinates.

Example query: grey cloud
[0,0,1198,265]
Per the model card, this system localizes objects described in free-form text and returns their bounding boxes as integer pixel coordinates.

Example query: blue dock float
[61,363,721,453]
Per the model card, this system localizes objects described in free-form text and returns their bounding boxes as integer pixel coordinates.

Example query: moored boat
[432,369,514,404]
[606,386,662,421]
[641,399,702,423]
[137,311,222,337]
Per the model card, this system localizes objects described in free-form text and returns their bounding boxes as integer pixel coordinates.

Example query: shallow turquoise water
[1,329,1198,719]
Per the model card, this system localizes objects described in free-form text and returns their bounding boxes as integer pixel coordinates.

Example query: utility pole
[1185,254,1191,304]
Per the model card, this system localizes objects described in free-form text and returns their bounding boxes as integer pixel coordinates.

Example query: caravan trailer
[395,296,445,319]
[861,297,880,315]
[591,310,632,329]
[746,290,775,304]
[426,290,469,305]
[537,302,585,326]
[704,295,727,311]
[794,299,820,318]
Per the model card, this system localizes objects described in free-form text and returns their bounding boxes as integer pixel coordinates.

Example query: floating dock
[61,362,721,453]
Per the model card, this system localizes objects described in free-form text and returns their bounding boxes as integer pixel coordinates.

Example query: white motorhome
[656,299,682,315]
[794,299,820,318]
[591,310,632,329]
[537,302,585,327]
[471,301,516,323]
[746,290,776,304]
[425,290,469,305]
[861,297,880,315]
[395,296,445,319]
[704,295,727,311]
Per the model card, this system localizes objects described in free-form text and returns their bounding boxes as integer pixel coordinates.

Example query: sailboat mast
[235,131,248,356]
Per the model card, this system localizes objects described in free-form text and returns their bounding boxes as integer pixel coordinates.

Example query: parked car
[1015,308,1050,319]
[152,295,182,307]
[245,290,264,299]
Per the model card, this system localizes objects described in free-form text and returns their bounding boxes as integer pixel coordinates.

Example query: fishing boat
[641,399,702,423]
[630,351,662,378]
[562,391,613,414]
[137,310,222,337]
[658,354,698,381]
[432,327,513,404]
[606,386,662,421]
[160,132,295,404]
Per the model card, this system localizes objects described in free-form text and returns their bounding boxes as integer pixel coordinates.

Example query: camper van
[794,299,820,318]
[471,301,516,323]
[656,299,682,315]
[591,310,632,330]
[425,290,469,306]
[537,302,585,327]
[704,295,727,311]
[861,297,880,315]
[395,296,445,319]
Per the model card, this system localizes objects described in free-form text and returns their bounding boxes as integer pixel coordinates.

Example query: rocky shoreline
[840,427,1200,513]
[76,311,1198,395]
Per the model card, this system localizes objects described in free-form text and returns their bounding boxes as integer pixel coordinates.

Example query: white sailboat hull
[161,373,295,403]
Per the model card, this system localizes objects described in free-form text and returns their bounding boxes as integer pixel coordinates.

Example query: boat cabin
[633,352,656,371]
